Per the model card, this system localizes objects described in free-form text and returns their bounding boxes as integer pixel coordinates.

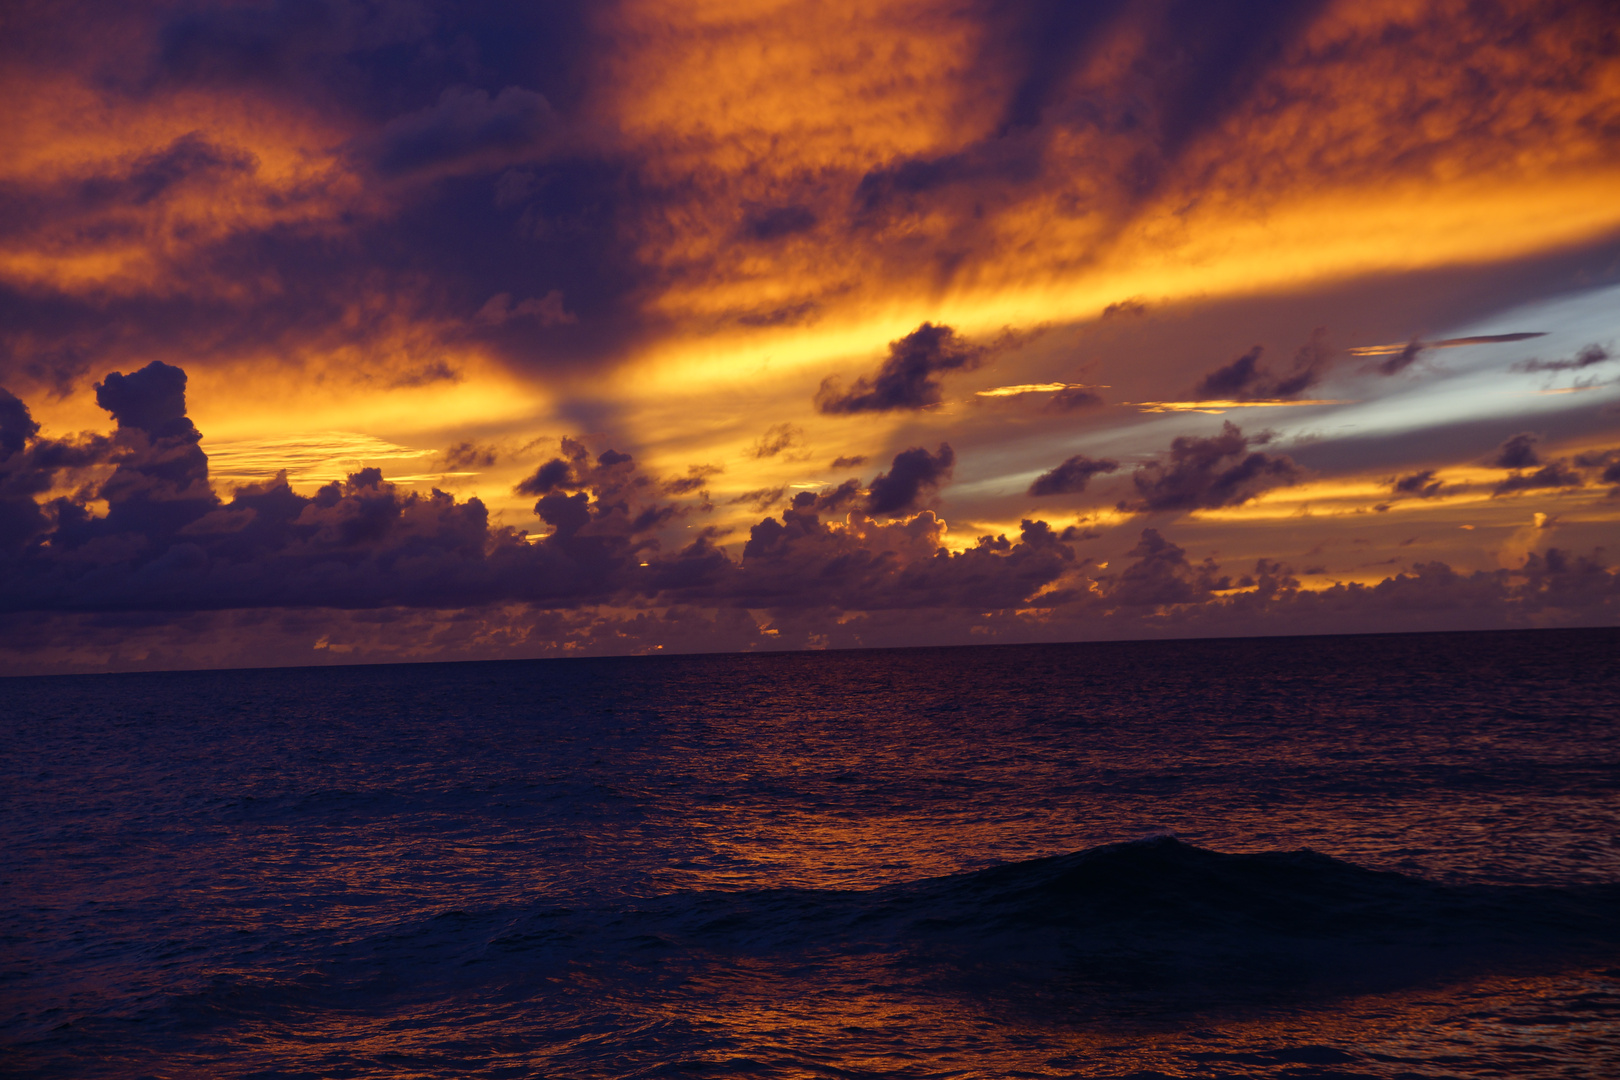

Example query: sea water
[3,628,1618,1078]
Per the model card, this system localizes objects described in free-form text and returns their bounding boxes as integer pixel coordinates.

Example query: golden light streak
[203,433,435,486]
[975,383,1108,397]
[1187,466,1615,524]
[621,168,1620,402]
[1126,399,1352,414]
[184,356,553,445]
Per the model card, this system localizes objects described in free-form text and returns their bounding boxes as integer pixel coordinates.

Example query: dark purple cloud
[1492,433,1543,470]
[1513,343,1612,374]
[866,444,955,515]
[816,324,983,414]
[1046,386,1105,411]
[1125,422,1301,513]
[1391,469,1444,498]
[1106,528,1228,607]
[1194,331,1333,400]
[1494,463,1584,497]
[1375,340,1426,376]
[749,424,802,459]
[0,368,691,612]
[1028,455,1119,496]
[516,440,642,497]
[0,388,39,457]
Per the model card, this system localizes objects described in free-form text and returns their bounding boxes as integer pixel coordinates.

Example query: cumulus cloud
[1391,469,1444,498]
[737,504,1078,612]
[1487,433,1618,496]
[1573,448,1620,494]
[816,324,984,414]
[516,440,642,497]
[1125,422,1302,513]
[0,388,40,457]
[1492,432,1543,469]
[442,442,498,469]
[0,370,720,613]
[1494,463,1584,497]
[1193,331,1333,400]
[1046,386,1106,411]
[866,444,955,515]
[1107,529,1229,607]
[9,538,1617,675]
[1028,455,1119,497]
[2,358,1617,674]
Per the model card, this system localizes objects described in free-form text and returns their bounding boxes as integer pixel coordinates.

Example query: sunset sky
[3,0,1618,673]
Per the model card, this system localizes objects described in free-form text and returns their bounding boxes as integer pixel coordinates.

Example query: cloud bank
[1,364,1616,673]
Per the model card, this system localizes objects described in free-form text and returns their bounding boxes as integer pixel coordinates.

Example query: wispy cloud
[203,433,435,486]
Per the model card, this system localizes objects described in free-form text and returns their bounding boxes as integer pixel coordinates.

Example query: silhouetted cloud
[663,464,722,496]
[1194,331,1333,400]
[1028,455,1119,496]
[1126,422,1301,513]
[1375,340,1426,376]
[1047,386,1105,411]
[1574,448,1620,494]
[442,442,498,469]
[1492,433,1542,470]
[813,478,865,514]
[1101,298,1147,319]
[749,424,803,459]
[736,504,1078,613]
[1494,462,1583,496]
[516,440,644,497]
[1513,344,1612,374]
[1107,529,1228,607]
[816,324,983,414]
[1355,332,1550,375]
[1392,469,1444,498]
[866,444,955,515]
[3,355,1617,673]
[0,367,719,614]
[727,486,786,512]
[830,454,867,470]
[0,388,39,457]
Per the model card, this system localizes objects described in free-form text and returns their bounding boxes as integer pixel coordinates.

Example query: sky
[2,0,1619,674]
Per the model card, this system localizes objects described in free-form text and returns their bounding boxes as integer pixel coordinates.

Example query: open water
[3,627,1619,1079]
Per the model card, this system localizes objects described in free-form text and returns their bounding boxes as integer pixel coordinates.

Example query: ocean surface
[3,628,1618,1079]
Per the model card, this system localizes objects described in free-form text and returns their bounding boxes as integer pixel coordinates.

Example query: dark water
[3,628,1619,1079]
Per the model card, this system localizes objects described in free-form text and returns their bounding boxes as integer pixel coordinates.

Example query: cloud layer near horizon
[1,362,1617,673]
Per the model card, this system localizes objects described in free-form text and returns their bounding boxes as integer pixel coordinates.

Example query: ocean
[3,628,1618,1079]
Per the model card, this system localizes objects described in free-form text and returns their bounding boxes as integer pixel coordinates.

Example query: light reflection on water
[3,627,1618,1078]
